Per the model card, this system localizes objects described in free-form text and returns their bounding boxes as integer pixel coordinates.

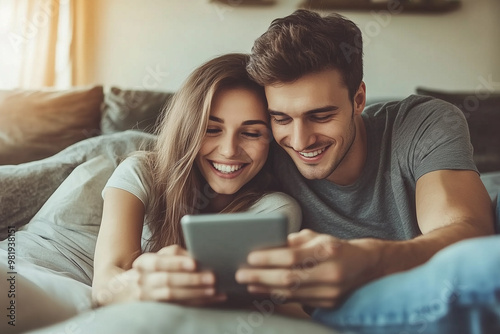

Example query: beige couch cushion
[0,86,103,165]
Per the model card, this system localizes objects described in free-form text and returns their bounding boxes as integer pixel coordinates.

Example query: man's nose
[290,121,314,152]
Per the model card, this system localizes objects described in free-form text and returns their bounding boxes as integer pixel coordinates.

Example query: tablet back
[181,212,288,299]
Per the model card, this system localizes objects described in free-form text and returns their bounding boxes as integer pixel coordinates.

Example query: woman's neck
[204,193,236,213]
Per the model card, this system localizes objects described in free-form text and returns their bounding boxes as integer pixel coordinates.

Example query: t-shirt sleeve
[247,192,302,234]
[101,155,152,210]
[395,97,477,181]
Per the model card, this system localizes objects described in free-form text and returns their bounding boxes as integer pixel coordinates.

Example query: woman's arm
[92,188,226,307]
[92,187,146,306]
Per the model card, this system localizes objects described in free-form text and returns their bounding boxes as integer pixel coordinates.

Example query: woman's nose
[218,134,240,158]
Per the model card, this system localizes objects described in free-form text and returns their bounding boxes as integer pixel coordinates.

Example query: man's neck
[327,115,367,186]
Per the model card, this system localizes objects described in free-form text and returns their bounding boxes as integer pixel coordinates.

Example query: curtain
[70,0,95,86]
[0,0,94,89]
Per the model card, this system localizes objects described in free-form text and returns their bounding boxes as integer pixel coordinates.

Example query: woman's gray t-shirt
[103,156,302,251]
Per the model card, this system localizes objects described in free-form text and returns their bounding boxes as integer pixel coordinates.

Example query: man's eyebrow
[242,120,268,126]
[268,109,287,116]
[305,106,339,115]
[269,105,339,116]
[209,116,223,123]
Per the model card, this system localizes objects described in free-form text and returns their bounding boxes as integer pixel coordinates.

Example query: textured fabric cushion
[100,86,173,134]
[416,87,500,173]
[0,86,103,165]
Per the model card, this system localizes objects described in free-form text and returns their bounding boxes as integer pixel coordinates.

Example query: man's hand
[235,229,382,308]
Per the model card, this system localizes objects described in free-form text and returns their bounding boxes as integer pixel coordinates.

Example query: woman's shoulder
[114,153,152,180]
[103,152,154,208]
[249,192,302,233]
[256,191,299,206]
[119,153,148,168]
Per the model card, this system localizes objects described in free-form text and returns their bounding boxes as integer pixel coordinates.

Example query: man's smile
[292,145,331,163]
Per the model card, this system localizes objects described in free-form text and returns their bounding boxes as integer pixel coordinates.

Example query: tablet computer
[181,212,288,299]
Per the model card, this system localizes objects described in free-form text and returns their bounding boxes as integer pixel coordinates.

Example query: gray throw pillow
[101,87,173,134]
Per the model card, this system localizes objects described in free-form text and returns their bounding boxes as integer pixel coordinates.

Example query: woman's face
[195,87,270,195]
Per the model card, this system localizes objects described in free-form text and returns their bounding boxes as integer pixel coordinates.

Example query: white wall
[91,0,500,100]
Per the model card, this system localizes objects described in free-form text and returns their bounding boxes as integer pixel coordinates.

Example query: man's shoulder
[364,94,464,126]
[399,94,460,114]
[364,94,446,114]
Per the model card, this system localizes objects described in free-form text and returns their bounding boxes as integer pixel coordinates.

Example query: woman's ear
[354,81,366,115]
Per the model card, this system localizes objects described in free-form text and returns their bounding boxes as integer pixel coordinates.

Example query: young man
[235,9,499,332]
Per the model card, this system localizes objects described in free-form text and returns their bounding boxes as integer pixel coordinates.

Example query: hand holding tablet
[181,212,288,300]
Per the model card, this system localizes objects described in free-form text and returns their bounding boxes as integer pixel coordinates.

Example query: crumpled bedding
[0,130,156,284]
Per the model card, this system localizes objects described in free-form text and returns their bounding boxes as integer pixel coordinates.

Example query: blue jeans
[312,235,500,334]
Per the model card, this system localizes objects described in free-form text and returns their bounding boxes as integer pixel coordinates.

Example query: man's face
[266,69,365,183]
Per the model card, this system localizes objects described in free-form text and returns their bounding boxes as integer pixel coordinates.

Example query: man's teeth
[212,162,244,174]
[299,148,326,158]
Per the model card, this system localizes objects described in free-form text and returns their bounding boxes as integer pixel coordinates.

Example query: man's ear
[354,81,366,115]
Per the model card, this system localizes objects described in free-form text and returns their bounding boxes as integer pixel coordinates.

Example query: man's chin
[296,167,330,180]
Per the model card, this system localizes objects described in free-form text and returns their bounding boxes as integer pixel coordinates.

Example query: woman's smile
[209,160,248,178]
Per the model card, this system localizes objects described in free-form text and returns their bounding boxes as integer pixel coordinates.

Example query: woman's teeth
[212,162,244,174]
[299,147,326,158]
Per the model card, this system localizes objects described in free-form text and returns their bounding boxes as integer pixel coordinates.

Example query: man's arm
[235,169,495,308]
[377,169,494,276]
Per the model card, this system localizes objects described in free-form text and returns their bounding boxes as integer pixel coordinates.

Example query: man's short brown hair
[248,9,363,101]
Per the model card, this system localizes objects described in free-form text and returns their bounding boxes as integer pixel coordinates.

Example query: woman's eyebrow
[209,116,267,126]
[209,116,224,123]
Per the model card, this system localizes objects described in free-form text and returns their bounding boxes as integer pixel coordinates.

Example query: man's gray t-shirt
[272,95,477,240]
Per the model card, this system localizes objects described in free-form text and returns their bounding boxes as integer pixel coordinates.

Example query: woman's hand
[130,245,227,306]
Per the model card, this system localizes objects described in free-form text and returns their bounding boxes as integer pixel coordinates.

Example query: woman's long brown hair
[143,54,276,252]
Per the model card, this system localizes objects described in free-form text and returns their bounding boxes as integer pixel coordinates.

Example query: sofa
[1,85,499,172]
[0,85,499,334]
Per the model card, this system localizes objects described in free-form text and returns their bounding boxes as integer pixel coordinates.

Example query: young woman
[91,53,302,307]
